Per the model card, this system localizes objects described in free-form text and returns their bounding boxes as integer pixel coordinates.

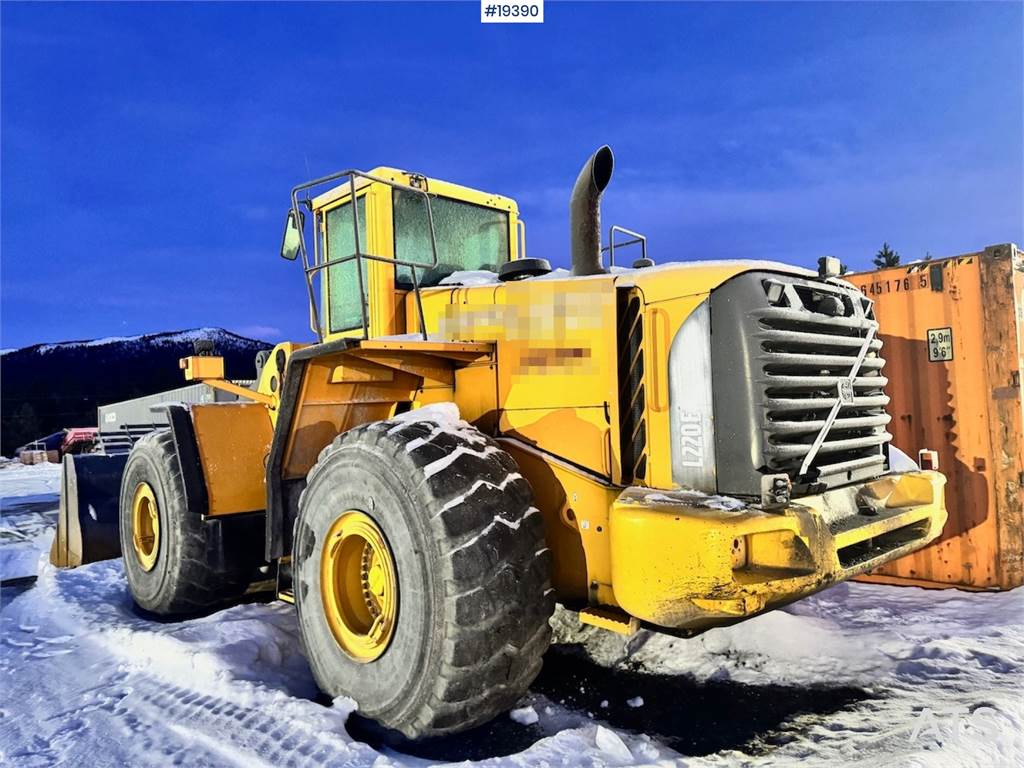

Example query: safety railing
[602,225,647,267]
[289,170,439,342]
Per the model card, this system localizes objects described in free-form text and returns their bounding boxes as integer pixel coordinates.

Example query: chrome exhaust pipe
[570,145,614,276]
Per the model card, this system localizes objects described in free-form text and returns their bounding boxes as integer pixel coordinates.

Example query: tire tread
[121,429,254,615]
[298,417,553,737]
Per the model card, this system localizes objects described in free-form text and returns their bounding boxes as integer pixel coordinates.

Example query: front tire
[119,430,256,615]
[293,416,553,739]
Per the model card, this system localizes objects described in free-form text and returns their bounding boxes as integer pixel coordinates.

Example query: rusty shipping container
[850,243,1023,590]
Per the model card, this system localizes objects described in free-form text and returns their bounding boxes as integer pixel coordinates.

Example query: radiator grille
[756,278,891,482]
[711,272,893,497]
[617,289,647,483]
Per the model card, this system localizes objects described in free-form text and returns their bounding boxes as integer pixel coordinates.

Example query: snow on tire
[293,414,554,739]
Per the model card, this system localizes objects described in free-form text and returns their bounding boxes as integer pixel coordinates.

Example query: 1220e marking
[678,413,704,467]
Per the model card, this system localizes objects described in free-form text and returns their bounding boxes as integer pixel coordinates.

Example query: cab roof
[310,166,519,214]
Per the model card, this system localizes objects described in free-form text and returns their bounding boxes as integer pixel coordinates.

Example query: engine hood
[613,259,821,304]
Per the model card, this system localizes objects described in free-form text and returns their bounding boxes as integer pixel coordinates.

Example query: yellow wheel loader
[57,146,947,738]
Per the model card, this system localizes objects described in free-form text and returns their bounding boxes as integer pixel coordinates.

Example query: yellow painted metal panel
[453,363,499,431]
[435,279,620,479]
[359,339,493,355]
[256,342,307,428]
[180,355,225,381]
[640,293,709,489]
[191,403,273,517]
[624,261,774,305]
[610,471,947,629]
[281,347,425,480]
[499,440,620,605]
[499,407,612,477]
[312,167,519,216]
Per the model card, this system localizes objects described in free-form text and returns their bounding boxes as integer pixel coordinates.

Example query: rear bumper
[608,470,947,630]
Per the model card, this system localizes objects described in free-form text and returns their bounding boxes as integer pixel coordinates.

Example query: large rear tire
[119,430,257,615]
[293,416,553,739]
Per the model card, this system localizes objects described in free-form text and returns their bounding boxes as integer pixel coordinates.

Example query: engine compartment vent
[617,288,647,483]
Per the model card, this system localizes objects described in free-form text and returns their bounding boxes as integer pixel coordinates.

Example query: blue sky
[2,1,1021,348]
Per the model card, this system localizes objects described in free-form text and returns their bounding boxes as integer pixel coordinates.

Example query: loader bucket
[50,453,128,568]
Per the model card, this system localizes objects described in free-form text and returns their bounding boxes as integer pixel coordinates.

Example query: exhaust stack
[570,145,614,276]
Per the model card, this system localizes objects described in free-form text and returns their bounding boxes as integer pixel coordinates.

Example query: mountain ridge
[1,327,272,456]
[2,327,262,357]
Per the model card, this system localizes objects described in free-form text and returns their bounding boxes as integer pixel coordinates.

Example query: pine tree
[873,242,900,269]
[9,402,40,452]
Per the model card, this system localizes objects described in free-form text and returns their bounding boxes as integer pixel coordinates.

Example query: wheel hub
[321,511,398,662]
[131,482,160,572]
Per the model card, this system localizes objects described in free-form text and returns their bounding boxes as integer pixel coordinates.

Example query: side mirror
[280,209,305,261]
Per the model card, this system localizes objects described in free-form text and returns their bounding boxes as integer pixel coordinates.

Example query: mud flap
[50,453,128,568]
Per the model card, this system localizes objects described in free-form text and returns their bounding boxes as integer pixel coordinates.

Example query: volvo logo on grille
[837,378,856,405]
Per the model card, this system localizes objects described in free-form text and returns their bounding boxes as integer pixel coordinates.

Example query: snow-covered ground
[0,461,61,580]
[1,462,1021,767]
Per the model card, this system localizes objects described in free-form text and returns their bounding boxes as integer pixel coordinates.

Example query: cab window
[393,189,509,288]
[324,196,368,333]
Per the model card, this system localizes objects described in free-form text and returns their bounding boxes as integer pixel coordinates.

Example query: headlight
[668,299,717,491]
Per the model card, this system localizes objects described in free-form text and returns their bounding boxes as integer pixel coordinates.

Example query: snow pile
[385,402,508,481]
[1,559,376,766]
[640,489,747,512]
[433,258,818,290]
[594,725,634,762]
[626,258,817,279]
[533,267,572,280]
[559,583,1024,766]
[440,270,500,286]
[3,558,1022,766]
[0,559,659,767]
[387,401,464,428]
[509,705,539,725]
[0,461,62,497]
[0,461,62,579]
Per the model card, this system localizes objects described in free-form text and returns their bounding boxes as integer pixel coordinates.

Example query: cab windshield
[392,189,509,288]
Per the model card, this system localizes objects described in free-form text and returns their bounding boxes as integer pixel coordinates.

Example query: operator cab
[281,168,522,340]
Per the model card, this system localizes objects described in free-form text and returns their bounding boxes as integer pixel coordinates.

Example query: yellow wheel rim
[131,482,160,572]
[321,511,398,662]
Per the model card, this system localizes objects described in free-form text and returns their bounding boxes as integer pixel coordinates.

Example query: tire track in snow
[1,560,382,767]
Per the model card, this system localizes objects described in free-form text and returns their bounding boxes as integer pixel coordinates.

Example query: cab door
[319,185,396,339]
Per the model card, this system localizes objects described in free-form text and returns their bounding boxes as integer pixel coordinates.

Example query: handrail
[601,224,647,267]
[308,209,321,336]
[289,170,439,341]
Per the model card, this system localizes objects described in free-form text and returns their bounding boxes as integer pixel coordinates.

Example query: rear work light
[917,449,939,471]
